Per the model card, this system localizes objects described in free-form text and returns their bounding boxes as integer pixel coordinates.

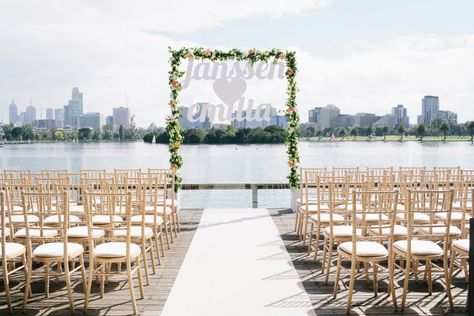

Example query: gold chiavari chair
[449,189,473,287]
[133,172,167,257]
[393,189,455,311]
[333,167,360,182]
[148,168,180,236]
[84,191,145,315]
[333,189,399,314]
[1,191,28,313]
[305,174,349,251]
[21,190,86,312]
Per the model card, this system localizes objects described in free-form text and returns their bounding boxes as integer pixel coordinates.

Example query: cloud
[0,1,473,127]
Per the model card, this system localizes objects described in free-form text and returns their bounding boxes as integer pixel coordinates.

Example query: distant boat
[152,135,156,144]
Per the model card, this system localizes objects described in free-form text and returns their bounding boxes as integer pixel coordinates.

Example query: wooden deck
[0,209,469,315]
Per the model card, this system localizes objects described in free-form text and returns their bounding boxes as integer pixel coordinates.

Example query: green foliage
[78,128,92,141]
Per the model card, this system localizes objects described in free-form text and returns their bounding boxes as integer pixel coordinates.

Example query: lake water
[1,141,473,208]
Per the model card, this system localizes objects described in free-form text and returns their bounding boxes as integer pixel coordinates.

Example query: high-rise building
[179,103,212,129]
[64,87,83,127]
[319,105,340,130]
[106,115,113,126]
[308,107,322,124]
[391,104,410,126]
[25,105,36,124]
[112,107,131,129]
[9,100,18,124]
[354,113,380,127]
[421,96,439,124]
[438,110,458,124]
[78,112,104,130]
[46,108,54,120]
[55,108,64,121]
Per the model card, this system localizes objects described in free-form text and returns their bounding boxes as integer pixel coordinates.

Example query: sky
[1,0,473,127]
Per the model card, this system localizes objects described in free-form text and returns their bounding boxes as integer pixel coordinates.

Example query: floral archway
[167,47,300,191]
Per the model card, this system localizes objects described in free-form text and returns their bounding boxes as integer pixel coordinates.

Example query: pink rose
[186,51,194,60]
[204,49,213,57]
[286,68,294,77]
[248,48,254,56]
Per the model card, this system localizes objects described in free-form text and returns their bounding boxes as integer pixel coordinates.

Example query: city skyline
[1,1,473,127]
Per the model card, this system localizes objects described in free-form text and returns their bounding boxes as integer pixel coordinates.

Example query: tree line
[298,119,474,142]
[0,124,146,142]
[144,125,288,144]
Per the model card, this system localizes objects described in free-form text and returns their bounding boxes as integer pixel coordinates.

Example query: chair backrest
[21,190,71,256]
[349,189,399,253]
[333,167,360,182]
[404,189,454,246]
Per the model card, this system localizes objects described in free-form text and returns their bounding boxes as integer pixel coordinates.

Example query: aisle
[160,208,314,316]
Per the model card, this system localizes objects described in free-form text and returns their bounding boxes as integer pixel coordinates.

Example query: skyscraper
[421,96,439,124]
[64,87,83,127]
[9,100,18,124]
[78,112,104,130]
[391,104,409,126]
[112,107,131,129]
[319,105,340,130]
[46,108,54,120]
[25,105,36,124]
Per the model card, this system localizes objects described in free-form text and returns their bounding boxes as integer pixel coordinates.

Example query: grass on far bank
[304,135,474,142]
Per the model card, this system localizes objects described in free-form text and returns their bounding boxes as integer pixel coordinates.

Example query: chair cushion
[7,214,39,224]
[67,226,105,238]
[452,239,469,252]
[158,198,179,207]
[339,241,388,257]
[114,226,153,239]
[92,215,123,225]
[369,225,408,236]
[418,226,461,236]
[296,197,318,205]
[69,204,85,214]
[434,212,468,221]
[393,240,443,256]
[131,215,164,226]
[93,242,141,258]
[396,212,430,223]
[44,215,81,225]
[355,213,389,222]
[144,205,173,215]
[323,225,361,237]
[33,242,84,258]
[309,213,344,223]
[15,227,58,238]
[0,242,25,259]
[335,203,363,212]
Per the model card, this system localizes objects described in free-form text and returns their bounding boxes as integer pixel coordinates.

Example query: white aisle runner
[160,208,315,316]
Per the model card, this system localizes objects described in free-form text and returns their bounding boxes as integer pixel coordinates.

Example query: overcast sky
[1,0,473,126]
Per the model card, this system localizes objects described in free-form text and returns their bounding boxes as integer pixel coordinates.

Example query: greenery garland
[167,47,300,190]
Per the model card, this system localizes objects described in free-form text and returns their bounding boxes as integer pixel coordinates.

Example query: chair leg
[64,260,75,312]
[84,257,94,312]
[141,244,150,285]
[294,211,299,232]
[79,254,87,295]
[389,252,398,312]
[159,227,165,257]
[3,261,12,313]
[427,260,432,295]
[45,263,50,298]
[444,253,454,309]
[325,240,334,285]
[148,239,156,274]
[100,264,105,298]
[22,257,33,312]
[321,237,328,269]
[307,223,314,256]
[314,223,321,259]
[126,260,138,315]
[333,253,342,298]
[346,259,357,314]
[302,217,308,247]
[136,258,145,299]
[373,263,378,297]
[401,256,411,312]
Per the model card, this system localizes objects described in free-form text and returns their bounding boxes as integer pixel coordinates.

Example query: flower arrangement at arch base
[167,47,300,191]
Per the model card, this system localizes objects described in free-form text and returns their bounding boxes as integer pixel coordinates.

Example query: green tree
[12,127,23,140]
[78,128,92,141]
[466,121,474,143]
[2,123,14,141]
[306,126,315,137]
[102,124,114,140]
[382,126,389,141]
[236,128,252,144]
[119,125,124,141]
[316,129,323,140]
[183,128,205,144]
[53,130,64,141]
[366,126,374,140]
[339,128,347,140]
[350,127,358,140]
[21,125,35,140]
[416,124,426,142]
[397,124,405,141]
[440,122,450,141]
[92,129,102,141]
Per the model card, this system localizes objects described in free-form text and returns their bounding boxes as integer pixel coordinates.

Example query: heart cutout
[212,77,247,106]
